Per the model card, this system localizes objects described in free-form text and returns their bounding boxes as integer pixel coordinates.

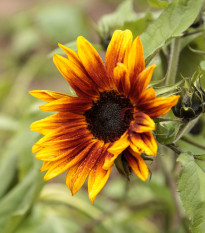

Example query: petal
[129,65,156,99]
[129,112,155,133]
[137,87,156,103]
[29,90,70,102]
[126,36,145,83]
[66,141,104,195]
[124,149,149,181]
[39,96,92,113]
[31,115,85,135]
[106,30,133,77]
[129,132,157,156]
[53,54,98,97]
[103,132,130,170]
[58,43,83,68]
[88,148,112,204]
[113,63,130,96]
[35,138,92,161]
[32,126,91,153]
[43,141,96,181]
[139,95,180,118]
[77,36,110,89]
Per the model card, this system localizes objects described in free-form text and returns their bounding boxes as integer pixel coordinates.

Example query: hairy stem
[181,135,205,151]
[165,37,181,86]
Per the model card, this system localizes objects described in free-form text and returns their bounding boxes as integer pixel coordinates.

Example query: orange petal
[39,96,92,113]
[129,112,155,133]
[129,65,156,99]
[66,141,104,195]
[35,139,91,161]
[139,95,180,118]
[53,54,98,97]
[129,132,157,156]
[29,90,70,102]
[106,30,133,77]
[103,132,130,170]
[31,117,85,135]
[126,36,145,83]
[113,63,130,96]
[88,148,112,204]
[58,43,83,68]
[137,87,156,103]
[77,36,109,90]
[43,141,95,181]
[125,149,149,181]
[32,126,91,153]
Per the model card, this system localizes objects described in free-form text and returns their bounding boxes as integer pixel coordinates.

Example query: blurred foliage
[0,0,205,233]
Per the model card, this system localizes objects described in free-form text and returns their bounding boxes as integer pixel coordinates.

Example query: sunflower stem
[181,135,205,151]
[159,154,183,228]
[165,37,181,86]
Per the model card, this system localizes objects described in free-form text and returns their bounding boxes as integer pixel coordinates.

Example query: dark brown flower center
[85,91,133,142]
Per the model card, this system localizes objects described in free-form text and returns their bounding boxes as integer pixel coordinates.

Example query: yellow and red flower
[30,30,179,203]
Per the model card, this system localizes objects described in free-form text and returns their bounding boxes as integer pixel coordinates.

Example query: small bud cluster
[172,73,205,120]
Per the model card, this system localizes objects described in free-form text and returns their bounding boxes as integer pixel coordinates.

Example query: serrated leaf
[141,0,204,60]
[192,203,205,233]
[177,152,205,233]
[147,0,169,9]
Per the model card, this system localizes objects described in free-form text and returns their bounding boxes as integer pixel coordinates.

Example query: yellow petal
[106,30,133,77]
[66,141,104,195]
[125,149,149,181]
[29,90,70,102]
[88,151,112,204]
[130,112,155,133]
[129,132,157,156]
[126,36,145,82]
[77,36,109,89]
[103,132,130,170]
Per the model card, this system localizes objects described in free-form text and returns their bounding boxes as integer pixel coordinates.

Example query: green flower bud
[172,73,205,120]
[115,153,132,178]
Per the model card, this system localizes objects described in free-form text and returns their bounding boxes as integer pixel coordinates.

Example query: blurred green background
[0,0,205,233]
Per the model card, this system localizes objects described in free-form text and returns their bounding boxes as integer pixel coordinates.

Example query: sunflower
[30,30,179,203]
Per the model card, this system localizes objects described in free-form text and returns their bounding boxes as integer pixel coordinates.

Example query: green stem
[173,117,199,143]
[165,37,181,86]
[181,135,205,151]
[159,155,183,229]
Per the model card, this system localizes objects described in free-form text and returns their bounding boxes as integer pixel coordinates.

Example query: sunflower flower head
[30,30,179,203]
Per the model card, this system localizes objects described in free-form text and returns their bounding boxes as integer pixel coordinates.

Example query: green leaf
[98,0,137,47]
[0,168,44,233]
[194,154,205,172]
[121,13,153,38]
[0,153,18,199]
[147,0,169,9]
[154,79,184,96]
[141,0,204,60]
[177,152,205,233]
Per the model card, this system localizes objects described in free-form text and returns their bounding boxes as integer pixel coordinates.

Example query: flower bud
[172,74,205,120]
